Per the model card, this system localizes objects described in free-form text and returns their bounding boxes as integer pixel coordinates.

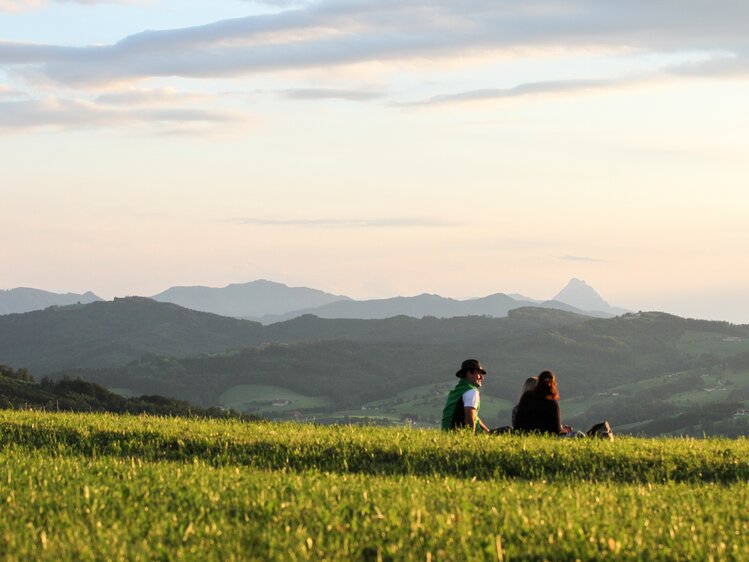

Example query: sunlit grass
[0,411,747,560]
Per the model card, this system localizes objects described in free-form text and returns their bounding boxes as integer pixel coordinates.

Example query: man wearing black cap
[441,359,490,433]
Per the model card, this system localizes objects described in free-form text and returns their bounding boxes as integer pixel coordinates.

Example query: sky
[1,0,748,323]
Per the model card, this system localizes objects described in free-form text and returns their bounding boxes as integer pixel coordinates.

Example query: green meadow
[1,411,748,561]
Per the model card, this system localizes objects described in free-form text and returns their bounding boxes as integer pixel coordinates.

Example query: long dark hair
[533,370,559,400]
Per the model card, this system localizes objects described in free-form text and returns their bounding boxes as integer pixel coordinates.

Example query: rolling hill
[0,364,253,420]
[2,297,748,436]
[59,310,709,407]
[0,297,264,374]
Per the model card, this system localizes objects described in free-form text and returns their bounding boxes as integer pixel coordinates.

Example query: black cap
[456,359,487,378]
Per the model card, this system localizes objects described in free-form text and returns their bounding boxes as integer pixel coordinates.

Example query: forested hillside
[0,365,253,420]
[2,299,749,436]
[0,298,264,373]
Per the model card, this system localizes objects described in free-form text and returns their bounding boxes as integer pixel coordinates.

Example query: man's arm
[464,407,490,433]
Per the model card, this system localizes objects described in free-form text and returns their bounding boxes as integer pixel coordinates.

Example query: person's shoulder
[462,387,479,406]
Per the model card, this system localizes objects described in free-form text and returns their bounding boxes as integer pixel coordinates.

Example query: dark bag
[586,420,614,441]
[490,426,513,435]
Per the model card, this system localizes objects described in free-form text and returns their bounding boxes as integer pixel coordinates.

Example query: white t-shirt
[462,388,479,409]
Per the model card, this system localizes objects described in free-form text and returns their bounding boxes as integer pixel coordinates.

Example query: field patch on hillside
[565,366,749,437]
[108,387,139,398]
[677,330,749,357]
[218,384,332,414]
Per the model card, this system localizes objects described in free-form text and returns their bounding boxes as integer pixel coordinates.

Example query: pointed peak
[553,278,610,312]
[564,278,590,288]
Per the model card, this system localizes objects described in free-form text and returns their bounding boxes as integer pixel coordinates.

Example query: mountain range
[151,279,350,318]
[0,287,101,315]
[0,278,628,321]
[253,292,608,324]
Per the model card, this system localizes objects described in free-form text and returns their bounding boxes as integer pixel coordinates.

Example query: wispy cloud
[0,0,43,11]
[0,96,248,132]
[95,88,208,106]
[225,217,458,228]
[398,78,620,107]
[560,255,605,263]
[279,88,385,101]
[2,1,749,87]
[0,84,27,100]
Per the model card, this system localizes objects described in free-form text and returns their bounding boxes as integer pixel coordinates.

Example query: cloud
[0,96,247,132]
[397,54,742,108]
[95,88,207,106]
[0,84,28,100]
[667,49,747,78]
[399,78,620,106]
[279,88,385,101]
[2,1,749,87]
[0,0,43,10]
[560,255,605,263]
[225,217,457,228]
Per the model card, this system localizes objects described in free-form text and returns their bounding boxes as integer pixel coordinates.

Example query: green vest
[441,379,480,431]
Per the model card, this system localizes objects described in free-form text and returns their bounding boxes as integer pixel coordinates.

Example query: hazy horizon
[3,277,749,325]
[2,1,748,324]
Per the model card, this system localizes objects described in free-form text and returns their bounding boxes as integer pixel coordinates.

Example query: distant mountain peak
[229,279,283,288]
[553,278,612,312]
[151,279,351,318]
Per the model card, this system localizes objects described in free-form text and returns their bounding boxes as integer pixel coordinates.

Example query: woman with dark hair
[513,370,573,435]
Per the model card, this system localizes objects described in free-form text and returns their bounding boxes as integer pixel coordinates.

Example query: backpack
[586,420,614,441]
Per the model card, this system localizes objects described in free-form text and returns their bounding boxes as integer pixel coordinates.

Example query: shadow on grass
[2,421,748,484]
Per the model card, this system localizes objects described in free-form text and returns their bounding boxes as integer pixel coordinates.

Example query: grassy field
[0,410,748,560]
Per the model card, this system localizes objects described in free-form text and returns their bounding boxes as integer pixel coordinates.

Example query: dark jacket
[513,392,563,434]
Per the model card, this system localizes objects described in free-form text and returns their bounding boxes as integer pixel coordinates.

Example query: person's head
[533,370,559,400]
[456,359,486,387]
[519,376,538,400]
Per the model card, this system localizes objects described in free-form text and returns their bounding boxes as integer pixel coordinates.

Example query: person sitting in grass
[441,359,490,433]
[513,370,574,436]
[511,375,538,429]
